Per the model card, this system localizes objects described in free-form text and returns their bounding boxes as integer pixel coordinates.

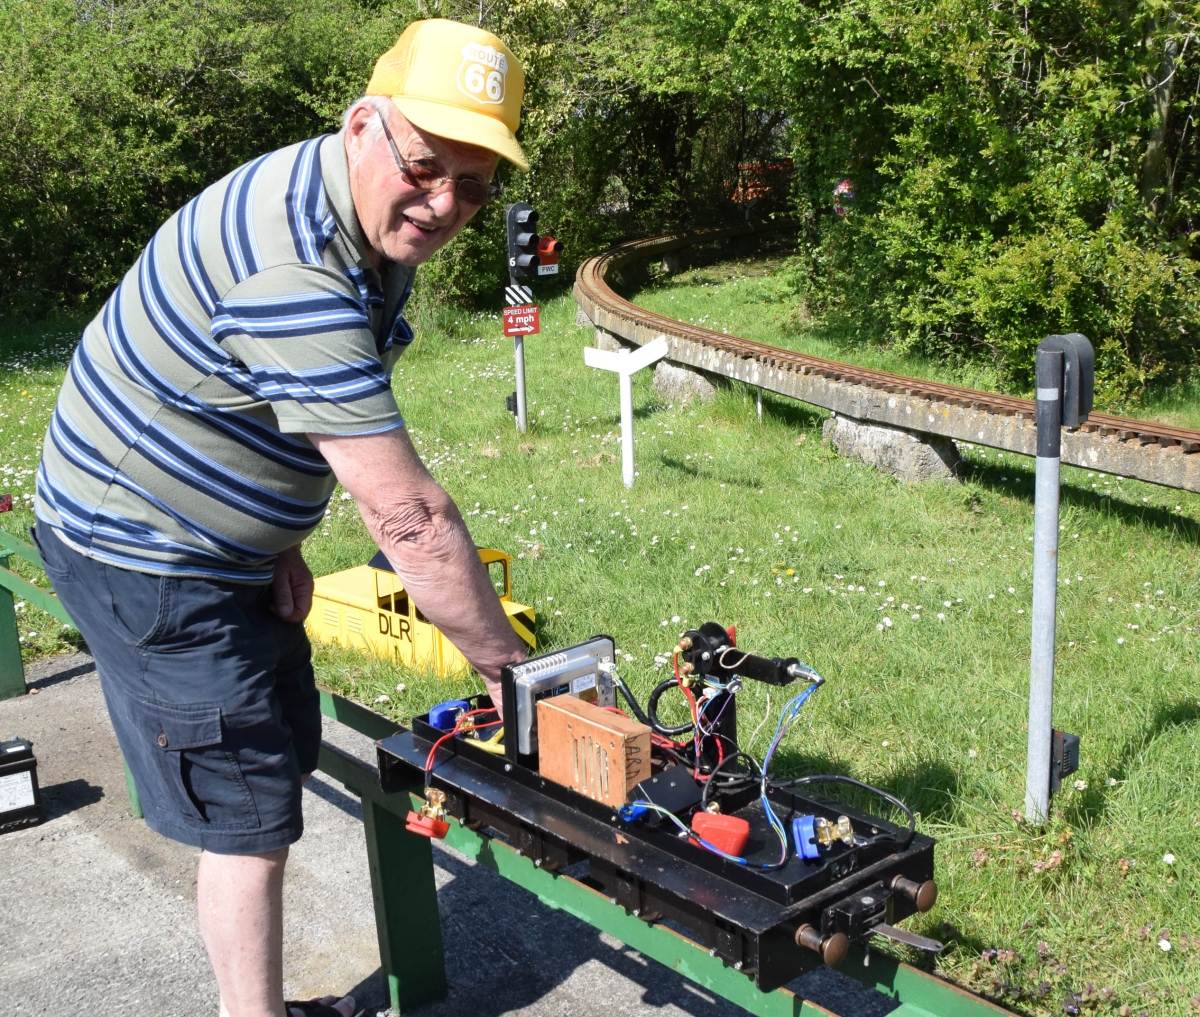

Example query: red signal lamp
[536,236,562,276]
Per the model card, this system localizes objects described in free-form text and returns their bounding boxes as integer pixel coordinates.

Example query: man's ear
[344,103,375,162]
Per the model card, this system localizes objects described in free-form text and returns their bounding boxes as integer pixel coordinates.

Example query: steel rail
[573,221,1200,491]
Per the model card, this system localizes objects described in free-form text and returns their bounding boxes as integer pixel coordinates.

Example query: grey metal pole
[508,266,530,435]
[1025,348,1063,825]
[513,334,528,434]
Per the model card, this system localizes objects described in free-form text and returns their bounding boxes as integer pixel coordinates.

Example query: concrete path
[0,653,898,1016]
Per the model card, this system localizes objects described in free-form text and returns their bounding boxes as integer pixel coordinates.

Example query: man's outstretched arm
[310,427,528,697]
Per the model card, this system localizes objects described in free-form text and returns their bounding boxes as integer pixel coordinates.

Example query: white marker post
[583,337,669,488]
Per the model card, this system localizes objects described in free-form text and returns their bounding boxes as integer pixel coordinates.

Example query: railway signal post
[504,202,560,434]
[1025,333,1093,824]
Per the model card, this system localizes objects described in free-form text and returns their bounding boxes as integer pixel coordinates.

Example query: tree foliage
[4,0,1200,403]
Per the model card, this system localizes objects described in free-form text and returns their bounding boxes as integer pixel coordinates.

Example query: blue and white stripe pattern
[36,134,415,581]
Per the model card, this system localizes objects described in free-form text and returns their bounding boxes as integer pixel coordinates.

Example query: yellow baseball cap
[366,19,528,171]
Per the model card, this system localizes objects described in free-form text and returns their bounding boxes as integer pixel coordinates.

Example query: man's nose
[424,185,460,222]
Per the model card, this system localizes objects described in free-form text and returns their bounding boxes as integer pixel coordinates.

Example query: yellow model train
[307,548,536,677]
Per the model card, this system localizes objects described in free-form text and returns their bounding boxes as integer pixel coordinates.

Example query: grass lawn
[631,252,1200,431]
[2,279,1199,1015]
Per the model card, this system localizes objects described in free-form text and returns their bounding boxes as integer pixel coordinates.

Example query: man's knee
[200,845,290,871]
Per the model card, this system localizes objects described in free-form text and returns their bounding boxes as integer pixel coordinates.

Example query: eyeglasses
[376,110,502,206]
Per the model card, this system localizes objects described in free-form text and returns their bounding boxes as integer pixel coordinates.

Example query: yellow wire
[467,728,506,755]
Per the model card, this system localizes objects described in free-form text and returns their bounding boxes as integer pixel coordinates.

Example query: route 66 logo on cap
[457,42,508,106]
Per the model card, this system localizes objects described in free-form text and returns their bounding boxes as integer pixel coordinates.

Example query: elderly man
[33,19,529,1017]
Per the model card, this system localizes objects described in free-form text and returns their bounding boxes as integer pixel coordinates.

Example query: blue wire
[618,801,749,864]
[759,678,823,868]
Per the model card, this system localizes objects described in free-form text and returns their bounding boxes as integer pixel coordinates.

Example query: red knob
[405,810,450,839]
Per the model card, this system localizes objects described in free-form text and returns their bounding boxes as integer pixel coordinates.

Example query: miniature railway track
[573,220,1200,493]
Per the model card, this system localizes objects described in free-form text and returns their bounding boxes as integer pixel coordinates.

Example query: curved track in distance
[573,221,1200,493]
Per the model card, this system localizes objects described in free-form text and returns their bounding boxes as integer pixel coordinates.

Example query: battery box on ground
[0,736,43,834]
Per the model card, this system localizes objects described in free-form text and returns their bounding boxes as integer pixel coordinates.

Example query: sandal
[284,1000,351,1017]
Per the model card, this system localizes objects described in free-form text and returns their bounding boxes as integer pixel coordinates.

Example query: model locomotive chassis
[377,715,935,992]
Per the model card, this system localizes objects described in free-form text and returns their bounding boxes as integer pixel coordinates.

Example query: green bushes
[707,0,1200,403]
[0,0,408,313]
[4,0,1200,406]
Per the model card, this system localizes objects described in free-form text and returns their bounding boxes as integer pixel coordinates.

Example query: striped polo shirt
[36,132,415,582]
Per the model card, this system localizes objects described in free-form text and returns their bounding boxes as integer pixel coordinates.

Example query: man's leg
[199,849,356,1017]
[34,526,355,1016]
[199,848,289,1017]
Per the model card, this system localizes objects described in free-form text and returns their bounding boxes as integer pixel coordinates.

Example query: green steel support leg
[0,554,26,700]
[123,758,143,819]
[361,797,448,1012]
[438,812,827,1017]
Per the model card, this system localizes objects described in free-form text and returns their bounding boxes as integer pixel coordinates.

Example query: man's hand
[272,545,314,623]
[482,676,506,721]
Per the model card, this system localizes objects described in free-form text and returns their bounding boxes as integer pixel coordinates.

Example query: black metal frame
[378,707,935,992]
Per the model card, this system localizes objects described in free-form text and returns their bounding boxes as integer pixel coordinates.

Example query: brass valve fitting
[419,788,447,822]
[812,815,855,848]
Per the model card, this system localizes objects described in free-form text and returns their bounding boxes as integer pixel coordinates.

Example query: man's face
[346,103,500,267]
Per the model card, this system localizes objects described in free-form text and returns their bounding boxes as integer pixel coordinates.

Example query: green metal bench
[0,528,1007,1017]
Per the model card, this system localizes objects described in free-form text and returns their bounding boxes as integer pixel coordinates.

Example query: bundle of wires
[612,652,909,865]
[755,676,824,869]
[670,651,734,781]
[610,666,712,772]
[621,668,826,870]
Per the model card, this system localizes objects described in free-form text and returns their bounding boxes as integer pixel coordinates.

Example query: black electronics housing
[379,680,937,989]
[634,766,704,817]
[1049,729,1081,793]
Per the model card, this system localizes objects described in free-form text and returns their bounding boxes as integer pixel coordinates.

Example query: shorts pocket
[102,567,171,649]
[149,701,261,831]
[31,525,75,587]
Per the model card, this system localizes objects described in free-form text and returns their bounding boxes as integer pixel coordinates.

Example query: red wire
[424,730,459,775]
[699,697,727,770]
[676,651,719,781]
[424,709,502,775]
[674,652,729,781]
